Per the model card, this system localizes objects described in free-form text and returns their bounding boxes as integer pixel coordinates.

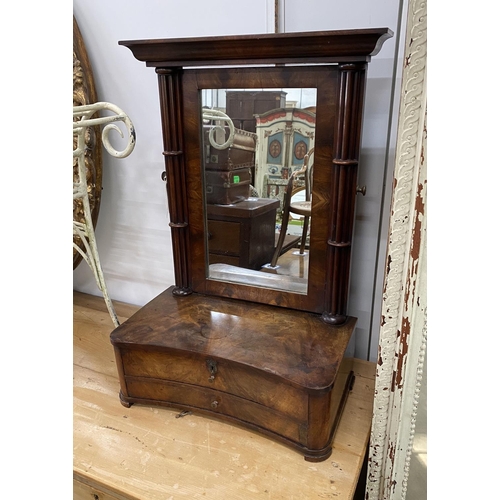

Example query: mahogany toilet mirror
[111,29,393,462]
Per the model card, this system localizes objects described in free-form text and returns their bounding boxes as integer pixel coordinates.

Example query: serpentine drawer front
[119,348,308,421]
[110,286,356,462]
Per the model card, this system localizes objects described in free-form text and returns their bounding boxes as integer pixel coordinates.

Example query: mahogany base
[110,286,357,462]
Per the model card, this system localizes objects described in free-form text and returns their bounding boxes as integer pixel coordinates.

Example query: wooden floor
[74,291,376,500]
[261,244,309,279]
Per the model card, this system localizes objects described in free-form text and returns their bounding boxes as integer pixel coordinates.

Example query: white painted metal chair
[73,102,136,327]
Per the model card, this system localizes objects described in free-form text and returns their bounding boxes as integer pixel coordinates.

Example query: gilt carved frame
[366,0,427,498]
[73,16,104,270]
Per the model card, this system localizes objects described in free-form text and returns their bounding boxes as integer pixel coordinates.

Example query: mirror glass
[201,88,317,294]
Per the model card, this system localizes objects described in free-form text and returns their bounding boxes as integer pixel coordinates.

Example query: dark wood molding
[119,28,393,67]
[156,68,192,295]
[324,62,368,324]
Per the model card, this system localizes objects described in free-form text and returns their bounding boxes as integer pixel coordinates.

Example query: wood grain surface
[74,291,375,500]
[110,287,355,391]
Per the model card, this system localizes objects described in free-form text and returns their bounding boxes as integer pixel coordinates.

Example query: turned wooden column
[156,68,192,296]
[323,62,367,325]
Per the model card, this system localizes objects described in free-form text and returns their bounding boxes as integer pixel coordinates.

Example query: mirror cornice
[119,28,393,68]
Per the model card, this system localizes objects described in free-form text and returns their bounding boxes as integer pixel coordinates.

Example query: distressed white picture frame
[366,0,427,498]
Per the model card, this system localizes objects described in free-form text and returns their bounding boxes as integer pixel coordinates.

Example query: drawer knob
[211,400,219,409]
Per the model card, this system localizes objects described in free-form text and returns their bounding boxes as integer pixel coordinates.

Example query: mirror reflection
[201,88,317,294]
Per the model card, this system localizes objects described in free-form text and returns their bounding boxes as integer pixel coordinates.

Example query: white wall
[73,0,405,361]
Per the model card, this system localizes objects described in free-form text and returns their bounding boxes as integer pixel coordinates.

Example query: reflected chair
[270,148,314,267]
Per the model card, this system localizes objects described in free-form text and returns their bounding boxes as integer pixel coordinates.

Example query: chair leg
[270,212,291,267]
[74,218,120,328]
[299,216,310,254]
[89,237,120,328]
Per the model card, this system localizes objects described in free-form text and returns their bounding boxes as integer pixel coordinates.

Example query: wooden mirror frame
[184,66,335,315]
[119,29,393,325]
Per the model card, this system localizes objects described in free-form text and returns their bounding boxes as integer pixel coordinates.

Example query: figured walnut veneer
[111,286,356,461]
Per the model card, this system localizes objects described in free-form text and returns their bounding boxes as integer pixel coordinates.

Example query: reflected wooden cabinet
[111,29,392,461]
[207,198,279,270]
